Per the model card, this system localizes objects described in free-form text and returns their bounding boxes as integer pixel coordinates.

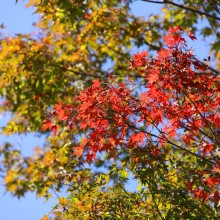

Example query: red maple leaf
[129,132,145,146]
[42,119,53,131]
[186,182,193,191]
[193,188,209,200]
[157,48,170,59]
[74,145,84,157]
[188,31,197,41]
[147,69,159,84]
[205,177,220,188]
[52,124,58,136]
[132,51,148,68]
[200,143,213,156]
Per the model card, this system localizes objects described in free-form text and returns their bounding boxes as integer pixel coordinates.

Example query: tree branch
[139,0,165,3]
[147,179,165,220]
[144,39,161,51]
[126,122,215,164]
[57,64,146,80]
[194,57,220,76]
[140,0,220,21]
[184,89,220,146]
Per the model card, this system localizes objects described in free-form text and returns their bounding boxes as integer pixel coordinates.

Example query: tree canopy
[0,0,219,219]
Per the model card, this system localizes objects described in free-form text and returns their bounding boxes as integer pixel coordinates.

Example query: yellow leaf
[40,215,48,220]
[59,197,68,207]
[26,0,37,8]
[5,171,16,184]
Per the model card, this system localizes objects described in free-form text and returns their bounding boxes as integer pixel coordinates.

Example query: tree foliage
[0,0,219,219]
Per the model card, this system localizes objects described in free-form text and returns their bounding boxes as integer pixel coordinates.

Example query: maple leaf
[193,188,209,200]
[52,124,58,135]
[74,145,84,157]
[54,101,69,121]
[147,69,159,84]
[182,133,195,144]
[157,48,170,59]
[150,148,161,157]
[40,215,49,220]
[132,51,148,68]
[205,177,220,188]
[164,126,176,138]
[34,94,40,101]
[92,79,101,89]
[163,33,177,47]
[54,101,63,111]
[164,32,186,47]
[188,31,197,41]
[84,13,89,19]
[169,26,183,33]
[153,109,163,124]
[200,143,213,156]
[213,165,220,173]
[129,132,145,146]
[186,182,193,191]
[42,119,53,131]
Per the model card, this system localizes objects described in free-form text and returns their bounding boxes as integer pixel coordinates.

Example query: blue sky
[0,1,211,220]
[0,2,54,220]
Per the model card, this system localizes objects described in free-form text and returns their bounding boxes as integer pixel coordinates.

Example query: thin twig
[146,178,165,220]
[184,89,220,146]
[126,122,215,164]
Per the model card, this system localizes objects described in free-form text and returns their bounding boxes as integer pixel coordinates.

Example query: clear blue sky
[0,2,54,220]
[0,1,210,220]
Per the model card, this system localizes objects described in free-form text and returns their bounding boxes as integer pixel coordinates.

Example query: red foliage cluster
[43,27,220,204]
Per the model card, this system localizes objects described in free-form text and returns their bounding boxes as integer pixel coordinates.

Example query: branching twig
[126,122,215,164]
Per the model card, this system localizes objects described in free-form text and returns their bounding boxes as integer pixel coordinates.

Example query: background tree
[0,0,219,219]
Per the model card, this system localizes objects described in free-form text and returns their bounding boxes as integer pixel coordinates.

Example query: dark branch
[126,122,216,165]
[194,57,220,76]
[139,0,165,3]
[147,179,165,220]
[140,0,220,21]
[144,39,161,51]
